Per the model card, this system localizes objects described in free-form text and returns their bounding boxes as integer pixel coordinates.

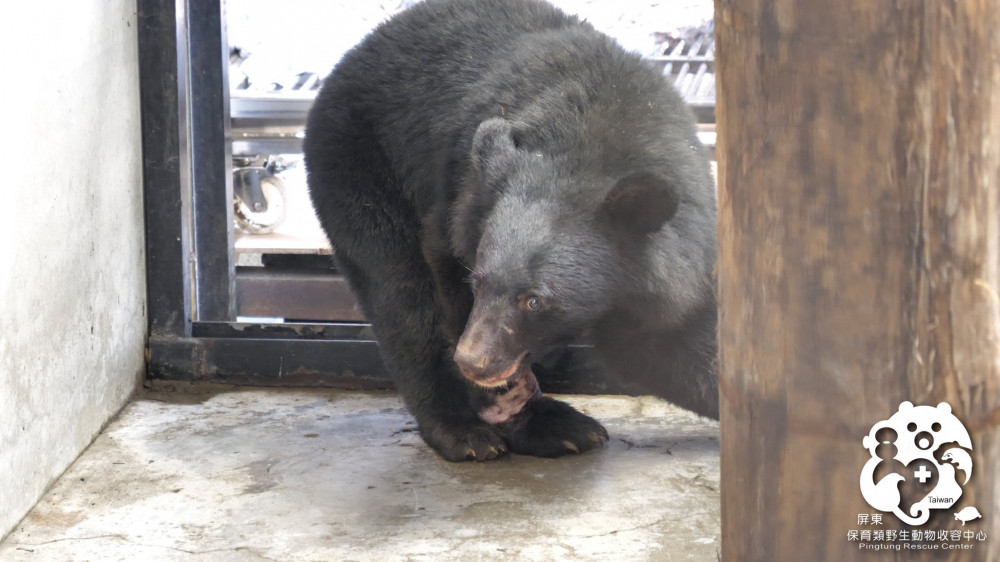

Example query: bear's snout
[454,342,490,375]
[454,336,528,388]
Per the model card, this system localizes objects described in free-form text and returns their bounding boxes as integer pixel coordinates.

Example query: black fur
[304,0,717,462]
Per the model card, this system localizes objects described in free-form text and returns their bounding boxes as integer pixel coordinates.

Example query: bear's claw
[501,396,609,458]
[423,421,509,462]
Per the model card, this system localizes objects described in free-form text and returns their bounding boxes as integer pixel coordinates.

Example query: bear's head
[452,118,682,387]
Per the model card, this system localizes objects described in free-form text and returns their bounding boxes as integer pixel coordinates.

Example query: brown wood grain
[715,1,999,559]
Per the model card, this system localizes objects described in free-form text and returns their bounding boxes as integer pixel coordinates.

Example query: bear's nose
[454,343,490,378]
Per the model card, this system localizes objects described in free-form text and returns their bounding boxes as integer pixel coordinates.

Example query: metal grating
[229,20,718,151]
[647,21,715,122]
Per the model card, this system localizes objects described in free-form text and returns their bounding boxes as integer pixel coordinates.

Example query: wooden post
[715,1,999,560]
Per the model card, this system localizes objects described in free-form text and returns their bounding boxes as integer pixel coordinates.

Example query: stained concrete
[0,387,720,561]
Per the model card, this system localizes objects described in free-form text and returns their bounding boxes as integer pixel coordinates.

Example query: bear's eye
[524,295,542,311]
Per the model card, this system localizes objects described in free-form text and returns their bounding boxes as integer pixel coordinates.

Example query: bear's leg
[307,130,508,462]
[420,234,473,345]
[332,248,510,462]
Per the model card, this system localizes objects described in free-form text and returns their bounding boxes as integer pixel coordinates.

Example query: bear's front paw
[421,420,509,462]
[501,397,608,458]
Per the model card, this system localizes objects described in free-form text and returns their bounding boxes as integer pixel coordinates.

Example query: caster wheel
[234,175,286,234]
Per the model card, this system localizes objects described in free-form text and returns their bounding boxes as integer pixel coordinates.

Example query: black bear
[304,0,717,461]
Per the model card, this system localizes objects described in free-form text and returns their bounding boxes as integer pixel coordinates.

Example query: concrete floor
[0,386,720,561]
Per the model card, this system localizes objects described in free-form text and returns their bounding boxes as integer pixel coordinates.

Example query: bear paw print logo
[860,401,978,526]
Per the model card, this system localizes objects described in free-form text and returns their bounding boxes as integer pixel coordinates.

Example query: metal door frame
[137,0,391,388]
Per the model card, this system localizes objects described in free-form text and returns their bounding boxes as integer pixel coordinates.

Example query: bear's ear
[470,118,518,184]
[602,171,680,236]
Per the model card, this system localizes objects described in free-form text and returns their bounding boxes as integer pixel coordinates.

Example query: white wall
[0,0,146,539]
